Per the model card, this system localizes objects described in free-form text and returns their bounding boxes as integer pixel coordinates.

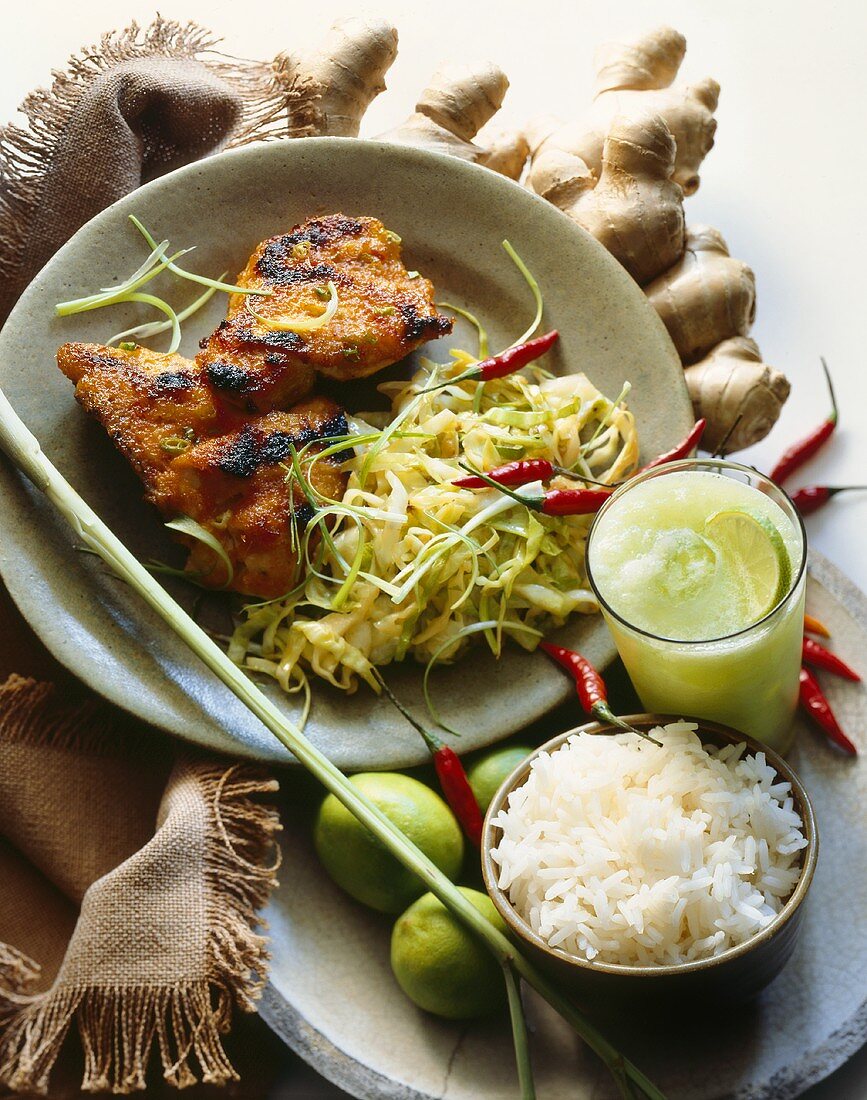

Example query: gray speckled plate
[0,138,689,767]
[260,551,867,1100]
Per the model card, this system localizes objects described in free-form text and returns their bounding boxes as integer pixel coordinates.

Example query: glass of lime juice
[586,459,807,753]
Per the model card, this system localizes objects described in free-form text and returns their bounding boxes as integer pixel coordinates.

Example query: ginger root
[561,111,685,286]
[477,122,530,180]
[685,338,790,453]
[377,61,509,163]
[279,15,399,137]
[521,26,788,450]
[528,26,718,198]
[644,226,756,363]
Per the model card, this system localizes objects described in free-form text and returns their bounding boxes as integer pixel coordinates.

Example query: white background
[2,1,865,1095]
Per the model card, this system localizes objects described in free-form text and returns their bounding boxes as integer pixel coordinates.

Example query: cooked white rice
[490,722,807,966]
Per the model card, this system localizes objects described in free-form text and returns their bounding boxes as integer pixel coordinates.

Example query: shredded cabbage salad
[228,343,639,703]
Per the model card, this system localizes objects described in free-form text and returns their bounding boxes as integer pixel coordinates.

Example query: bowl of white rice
[482,717,818,1005]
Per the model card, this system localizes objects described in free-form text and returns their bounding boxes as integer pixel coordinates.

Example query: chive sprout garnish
[502,240,543,348]
[124,292,182,353]
[127,215,270,297]
[160,436,192,455]
[248,280,339,333]
[422,619,543,734]
[107,276,224,347]
[164,515,233,587]
[56,212,274,353]
[437,301,489,359]
[54,244,191,316]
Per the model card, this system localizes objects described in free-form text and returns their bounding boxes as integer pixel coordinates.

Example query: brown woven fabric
[0,17,317,323]
[0,676,281,1094]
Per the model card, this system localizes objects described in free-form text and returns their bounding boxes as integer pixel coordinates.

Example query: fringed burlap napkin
[0,671,281,1094]
[0,17,317,323]
[0,16,316,1093]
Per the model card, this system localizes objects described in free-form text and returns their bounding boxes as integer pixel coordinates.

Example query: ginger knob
[684,337,791,452]
[594,25,687,93]
[477,123,530,180]
[377,62,509,164]
[567,111,686,287]
[644,225,756,364]
[279,16,399,137]
[527,26,718,197]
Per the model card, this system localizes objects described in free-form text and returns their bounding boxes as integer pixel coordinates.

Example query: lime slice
[704,508,791,622]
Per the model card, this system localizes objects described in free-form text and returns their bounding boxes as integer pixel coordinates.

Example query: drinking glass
[586,459,807,752]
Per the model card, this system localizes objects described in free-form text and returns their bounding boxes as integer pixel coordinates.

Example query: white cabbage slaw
[228,346,639,709]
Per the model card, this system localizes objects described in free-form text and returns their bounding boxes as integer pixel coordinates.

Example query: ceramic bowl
[481,715,819,1010]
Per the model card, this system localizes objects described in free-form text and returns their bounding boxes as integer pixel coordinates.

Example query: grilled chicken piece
[197,214,452,411]
[57,342,349,598]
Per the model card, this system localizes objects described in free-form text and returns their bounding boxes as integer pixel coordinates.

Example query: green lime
[390,887,508,1019]
[467,745,532,812]
[314,773,463,914]
[704,508,791,621]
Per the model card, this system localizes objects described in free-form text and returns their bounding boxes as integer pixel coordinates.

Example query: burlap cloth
[0,18,320,1095]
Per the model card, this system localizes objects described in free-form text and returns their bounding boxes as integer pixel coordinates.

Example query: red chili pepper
[538,488,613,515]
[431,745,483,847]
[472,330,559,381]
[804,613,831,638]
[791,485,867,515]
[802,637,861,682]
[430,331,559,390]
[798,667,857,755]
[455,460,609,492]
[770,358,837,484]
[454,458,560,489]
[373,671,483,845]
[636,419,707,474]
[539,642,661,745]
[457,462,612,515]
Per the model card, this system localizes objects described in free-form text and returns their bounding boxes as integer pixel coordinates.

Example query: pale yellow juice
[587,464,806,752]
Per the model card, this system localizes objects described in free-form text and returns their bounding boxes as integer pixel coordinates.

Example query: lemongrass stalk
[502,963,535,1100]
[0,388,666,1100]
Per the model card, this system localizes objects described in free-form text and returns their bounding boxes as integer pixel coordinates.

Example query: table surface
[2,1,865,1096]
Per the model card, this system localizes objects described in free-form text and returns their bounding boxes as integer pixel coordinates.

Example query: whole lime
[467,745,532,812]
[314,773,463,914]
[390,887,508,1019]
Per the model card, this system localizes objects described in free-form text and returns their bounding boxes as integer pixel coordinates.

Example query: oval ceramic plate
[259,552,867,1099]
[0,138,690,767]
